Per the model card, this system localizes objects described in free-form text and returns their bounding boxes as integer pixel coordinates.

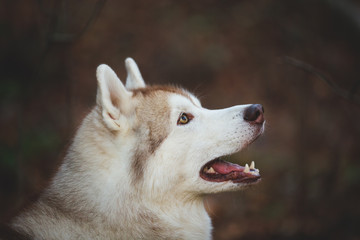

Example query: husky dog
[10,58,265,240]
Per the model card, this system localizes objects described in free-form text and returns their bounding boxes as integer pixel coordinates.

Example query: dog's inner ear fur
[125,58,146,90]
[96,64,132,130]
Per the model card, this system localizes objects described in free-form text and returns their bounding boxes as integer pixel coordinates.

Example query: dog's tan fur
[131,86,188,181]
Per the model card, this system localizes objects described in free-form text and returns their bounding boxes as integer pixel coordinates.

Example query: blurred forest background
[1,0,360,239]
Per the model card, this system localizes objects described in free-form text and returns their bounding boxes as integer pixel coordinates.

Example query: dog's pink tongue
[212,161,244,174]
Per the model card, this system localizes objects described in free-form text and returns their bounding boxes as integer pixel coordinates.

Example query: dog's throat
[200,159,261,184]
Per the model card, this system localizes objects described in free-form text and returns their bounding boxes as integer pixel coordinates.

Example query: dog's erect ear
[96,64,132,130]
[125,58,146,90]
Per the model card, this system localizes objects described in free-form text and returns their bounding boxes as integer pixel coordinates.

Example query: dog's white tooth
[244,164,250,173]
[250,161,255,170]
[208,167,216,174]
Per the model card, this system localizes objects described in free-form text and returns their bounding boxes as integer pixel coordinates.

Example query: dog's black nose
[243,104,264,124]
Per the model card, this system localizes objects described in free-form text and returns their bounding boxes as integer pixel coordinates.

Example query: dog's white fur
[11,58,264,240]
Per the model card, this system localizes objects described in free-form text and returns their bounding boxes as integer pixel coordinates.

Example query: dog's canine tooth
[244,164,250,173]
[250,161,255,170]
[207,167,216,174]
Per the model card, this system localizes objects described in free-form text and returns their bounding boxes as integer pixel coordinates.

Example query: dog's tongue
[211,160,244,174]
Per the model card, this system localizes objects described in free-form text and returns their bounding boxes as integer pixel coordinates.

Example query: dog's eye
[177,113,193,125]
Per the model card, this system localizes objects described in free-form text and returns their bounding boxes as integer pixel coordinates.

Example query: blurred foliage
[1,0,360,239]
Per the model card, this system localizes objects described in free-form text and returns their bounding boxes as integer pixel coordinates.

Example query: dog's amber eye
[177,113,193,125]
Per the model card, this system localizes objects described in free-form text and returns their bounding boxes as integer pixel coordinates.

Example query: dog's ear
[96,64,132,131]
[125,58,146,90]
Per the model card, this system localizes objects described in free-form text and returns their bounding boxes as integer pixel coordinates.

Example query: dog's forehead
[168,93,201,109]
[133,85,200,107]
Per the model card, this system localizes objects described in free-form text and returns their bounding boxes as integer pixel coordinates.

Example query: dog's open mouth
[200,158,261,184]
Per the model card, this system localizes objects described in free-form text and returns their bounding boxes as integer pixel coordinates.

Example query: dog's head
[95,58,264,200]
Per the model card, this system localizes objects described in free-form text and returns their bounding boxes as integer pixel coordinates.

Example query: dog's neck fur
[12,107,212,240]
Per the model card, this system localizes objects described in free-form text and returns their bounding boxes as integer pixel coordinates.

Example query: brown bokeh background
[1,0,360,239]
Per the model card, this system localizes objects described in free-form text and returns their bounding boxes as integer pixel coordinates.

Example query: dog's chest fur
[13,196,211,239]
